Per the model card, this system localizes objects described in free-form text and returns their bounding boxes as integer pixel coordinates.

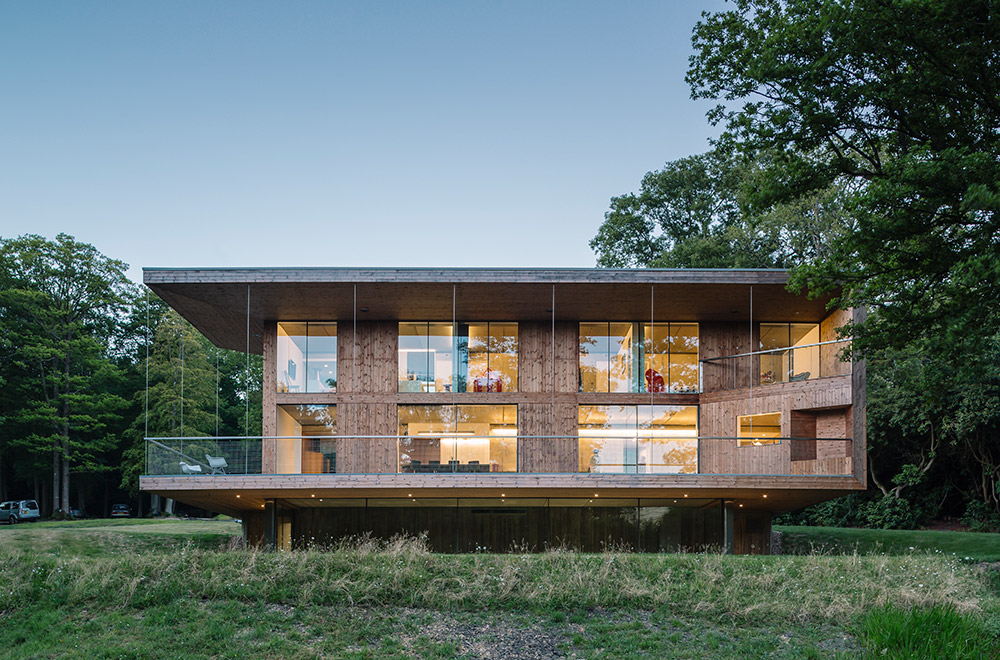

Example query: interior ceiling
[144,269,836,354]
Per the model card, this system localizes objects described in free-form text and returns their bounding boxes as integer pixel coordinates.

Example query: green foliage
[857,496,921,531]
[590,148,849,269]
[859,604,997,660]
[687,0,1000,355]
[961,500,1000,534]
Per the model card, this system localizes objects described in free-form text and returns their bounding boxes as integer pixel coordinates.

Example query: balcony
[701,339,851,391]
[144,434,854,478]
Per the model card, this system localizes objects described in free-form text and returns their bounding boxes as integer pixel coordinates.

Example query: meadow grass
[0,519,997,659]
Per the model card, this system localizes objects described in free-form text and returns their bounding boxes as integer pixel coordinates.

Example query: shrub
[960,500,1000,533]
[858,496,921,530]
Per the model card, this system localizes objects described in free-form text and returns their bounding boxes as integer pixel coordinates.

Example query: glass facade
[398,322,518,392]
[578,405,698,474]
[277,322,337,393]
[397,404,518,473]
[759,323,819,384]
[286,497,724,552]
[737,412,781,447]
[275,404,337,473]
[580,322,699,393]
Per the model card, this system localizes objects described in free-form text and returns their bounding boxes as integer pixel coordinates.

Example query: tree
[687,0,1000,353]
[591,148,850,269]
[0,234,136,514]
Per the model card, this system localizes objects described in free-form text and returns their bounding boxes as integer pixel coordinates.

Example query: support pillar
[723,499,735,554]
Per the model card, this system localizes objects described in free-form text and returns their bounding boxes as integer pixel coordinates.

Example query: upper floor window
[277,322,337,393]
[759,323,819,384]
[579,323,699,393]
[398,322,518,393]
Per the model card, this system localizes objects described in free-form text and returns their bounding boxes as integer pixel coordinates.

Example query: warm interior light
[311,494,315,498]
[417,431,475,436]
[762,494,768,498]
[739,504,744,508]
[684,494,688,498]
[578,429,697,438]
[236,495,240,498]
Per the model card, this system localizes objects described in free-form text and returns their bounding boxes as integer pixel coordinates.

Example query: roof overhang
[143,267,836,353]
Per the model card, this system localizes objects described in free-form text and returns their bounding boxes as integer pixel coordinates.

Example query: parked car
[1,500,40,523]
[110,503,131,518]
[69,507,85,519]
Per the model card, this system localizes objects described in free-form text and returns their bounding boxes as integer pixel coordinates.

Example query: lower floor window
[397,404,518,473]
[578,405,698,474]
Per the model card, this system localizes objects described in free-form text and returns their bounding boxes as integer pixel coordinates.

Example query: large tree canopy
[686,0,1000,352]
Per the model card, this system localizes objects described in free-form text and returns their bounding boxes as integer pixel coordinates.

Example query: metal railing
[700,339,851,386]
[144,434,854,478]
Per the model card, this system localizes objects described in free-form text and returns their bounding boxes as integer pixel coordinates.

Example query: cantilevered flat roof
[143,267,835,353]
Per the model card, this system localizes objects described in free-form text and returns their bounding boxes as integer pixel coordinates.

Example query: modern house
[140,268,865,554]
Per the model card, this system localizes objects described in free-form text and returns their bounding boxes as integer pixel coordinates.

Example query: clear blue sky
[1,1,728,282]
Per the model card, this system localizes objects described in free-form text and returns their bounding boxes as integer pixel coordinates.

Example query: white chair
[205,454,228,474]
[180,461,203,475]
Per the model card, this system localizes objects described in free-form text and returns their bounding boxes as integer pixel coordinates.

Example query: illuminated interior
[275,404,337,473]
[397,404,518,472]
[737,412,781,447]
[398,322,518,393]
[276,322,337,393]
[759,323,819,384]
[580,322,699,393]
[578,405,699,474]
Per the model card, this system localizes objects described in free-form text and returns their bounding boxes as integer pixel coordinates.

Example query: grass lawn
[0,519,997,659]
[777,525,1000,562]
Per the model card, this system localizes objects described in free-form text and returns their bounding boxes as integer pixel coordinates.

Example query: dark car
[110,503,131,518]
[69,507,85,519]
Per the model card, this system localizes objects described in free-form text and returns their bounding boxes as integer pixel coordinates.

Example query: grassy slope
[0,520,997,659]
[777,525,1000,562]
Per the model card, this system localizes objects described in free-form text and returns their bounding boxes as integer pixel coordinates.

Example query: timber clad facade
[140,268,866,554]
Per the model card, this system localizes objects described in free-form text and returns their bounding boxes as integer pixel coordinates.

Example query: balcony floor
[140,473,864,517]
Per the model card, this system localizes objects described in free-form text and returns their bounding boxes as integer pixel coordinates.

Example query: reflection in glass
[583,322,700,393]
[759,323,819,384]
[398,405,517,473]
[737,412,781,446]
[277,323,307,393]
[578,405,698,474]
[307,323,337,392]
[277,323,336,393]
[400,322,517,393]
[276,404,337,474]
[643,323,699,393]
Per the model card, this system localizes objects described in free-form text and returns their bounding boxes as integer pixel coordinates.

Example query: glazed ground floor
[241,497,775,554]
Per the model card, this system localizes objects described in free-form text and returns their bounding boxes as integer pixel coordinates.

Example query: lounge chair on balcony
[206,454,228,474]
[180,461,203,475]
[409,460,421,473]
[448,459,460,472]
[428,460,441,473]
[468,460,481,472]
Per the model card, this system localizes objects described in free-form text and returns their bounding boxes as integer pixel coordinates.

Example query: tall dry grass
[0,534,992,623]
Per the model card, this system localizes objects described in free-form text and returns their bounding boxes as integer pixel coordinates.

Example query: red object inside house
[645,368,665,393]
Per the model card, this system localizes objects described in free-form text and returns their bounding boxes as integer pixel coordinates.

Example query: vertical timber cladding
[700,321,758,392]
[734,508,771,555]
[262,321,278,473]
[517,321,578,473]
[336,321,398,473]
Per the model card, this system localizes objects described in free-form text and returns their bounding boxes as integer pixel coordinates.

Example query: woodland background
[1,0,998,529]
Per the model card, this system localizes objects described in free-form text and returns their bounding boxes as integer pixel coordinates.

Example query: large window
[759,323,819,384]
[578,405,698,474]
[398,322,518,393]
[275,404,337,473]
[277,322,337,393]
[397,405,517,473]
[580,323,699,393]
